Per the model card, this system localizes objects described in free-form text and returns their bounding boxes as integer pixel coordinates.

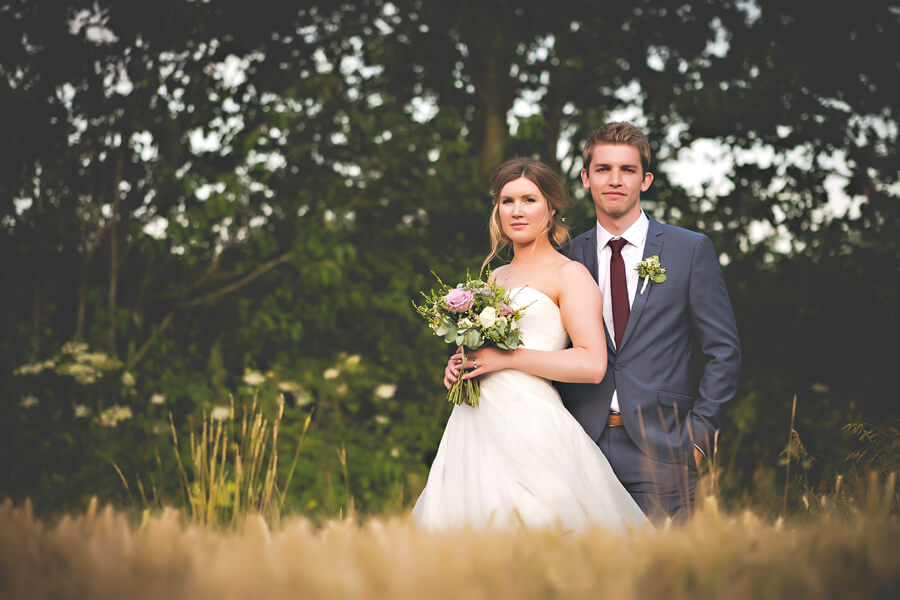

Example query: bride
[412,157,646,532]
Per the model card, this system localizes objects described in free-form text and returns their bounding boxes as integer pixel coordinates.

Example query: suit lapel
[618,217,664,351]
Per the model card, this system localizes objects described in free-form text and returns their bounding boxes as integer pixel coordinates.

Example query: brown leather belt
[607,412,623,427]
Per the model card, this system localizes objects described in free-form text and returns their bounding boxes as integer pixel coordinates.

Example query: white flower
[73,404,90,418]
[150,393,166,405]
[390,447,400,458]
[121,371,136,387]
[323,368,340,380]
[19,394,39,408]
[458,318,474,329]
[211,406,231,421]
[13,362,46,376]
[243,370,266,386]
[335,383,348,395]
[374,384,397,399]
[277,380,302,393]
[98,405,132,427]
[294,390,313,406]
[59,363,99,385]
[80,352,109,367]
[478,306,498,328]
[374,414,390,425]
[344,354,361,368]
[510,320,519,331]
[62,341,88,355]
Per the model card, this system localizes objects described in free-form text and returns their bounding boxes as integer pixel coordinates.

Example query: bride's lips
[510,222,528,229]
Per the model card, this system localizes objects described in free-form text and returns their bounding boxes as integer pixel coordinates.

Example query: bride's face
[497,177,553,244]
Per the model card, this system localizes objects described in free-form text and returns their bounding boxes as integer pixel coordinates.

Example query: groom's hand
[693,447,704,469]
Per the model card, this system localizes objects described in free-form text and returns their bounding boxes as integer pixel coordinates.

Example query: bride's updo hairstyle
[481,157,570,274]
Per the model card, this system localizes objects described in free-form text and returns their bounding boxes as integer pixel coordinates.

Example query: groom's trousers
[597,420,698,522]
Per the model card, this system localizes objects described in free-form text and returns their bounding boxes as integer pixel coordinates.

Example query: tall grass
[1,492,897,600]
[167,394,313,527]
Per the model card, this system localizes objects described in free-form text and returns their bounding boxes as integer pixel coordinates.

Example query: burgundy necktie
[608,238,630,349]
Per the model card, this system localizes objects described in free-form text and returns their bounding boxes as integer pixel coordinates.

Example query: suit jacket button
[615,364,623,371]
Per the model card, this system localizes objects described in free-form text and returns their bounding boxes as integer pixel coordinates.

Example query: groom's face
[581,144,653,226]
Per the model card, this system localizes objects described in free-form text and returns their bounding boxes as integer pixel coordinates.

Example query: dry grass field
[2,495,898,600]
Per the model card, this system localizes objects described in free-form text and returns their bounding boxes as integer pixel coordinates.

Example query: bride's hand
[463,347,510,378]
[443,348,464,389]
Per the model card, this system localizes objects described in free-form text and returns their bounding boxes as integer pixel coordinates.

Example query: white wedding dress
[413,287,646,532]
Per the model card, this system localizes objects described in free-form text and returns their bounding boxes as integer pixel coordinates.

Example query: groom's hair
[582,122,651,174]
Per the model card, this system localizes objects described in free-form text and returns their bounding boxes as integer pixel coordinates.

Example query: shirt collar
[596,211,649,250]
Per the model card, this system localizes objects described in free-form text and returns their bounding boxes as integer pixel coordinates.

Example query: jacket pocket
[658,390,696,411]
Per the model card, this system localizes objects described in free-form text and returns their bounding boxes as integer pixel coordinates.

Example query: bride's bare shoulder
[488,264,510,283]
[557,256,593,282]
[556,259,600,299]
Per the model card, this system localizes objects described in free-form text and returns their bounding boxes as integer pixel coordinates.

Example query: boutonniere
[636,255,667,295]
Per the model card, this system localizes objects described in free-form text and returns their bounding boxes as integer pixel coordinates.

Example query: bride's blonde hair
[481,157,570,275]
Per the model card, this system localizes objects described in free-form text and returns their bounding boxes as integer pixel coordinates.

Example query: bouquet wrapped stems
[448,349,481,407]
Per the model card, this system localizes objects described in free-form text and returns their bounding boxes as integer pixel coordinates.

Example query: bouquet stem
[448,349,480,406]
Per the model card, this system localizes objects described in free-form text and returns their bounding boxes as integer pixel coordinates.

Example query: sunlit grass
[166,394,313,528]
[1,491,898,600]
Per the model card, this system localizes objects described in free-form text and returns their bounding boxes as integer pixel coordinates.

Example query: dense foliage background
[1,0,897,519]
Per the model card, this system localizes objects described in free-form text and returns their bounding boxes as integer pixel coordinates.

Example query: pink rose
[444,289,475,313]
[500,303,514,317]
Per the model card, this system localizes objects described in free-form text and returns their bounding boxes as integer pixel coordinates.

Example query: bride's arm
[465,262,607,384]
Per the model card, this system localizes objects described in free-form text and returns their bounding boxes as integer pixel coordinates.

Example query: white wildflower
[294,390,313,406]
[374,414,390,425]
[374,384,397,399]
[13,362,46,376]
[62,341,88,355]
[390,447,400,458]
[344,354,361,368]
[121,371,136,387]
[80,352,109,367]
[243,370,266,386]
[458,318,474,329]
[323,368,340,380]
[73,404,90,418]
[19,394,39,408]
[277,380,302,393]
[98,405,133,427]
[59,363,99,385]
[335,383,348,395]
[150,393,166,405]
[210,406,231,421]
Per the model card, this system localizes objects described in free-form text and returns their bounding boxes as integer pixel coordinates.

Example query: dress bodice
[509,287,570,352]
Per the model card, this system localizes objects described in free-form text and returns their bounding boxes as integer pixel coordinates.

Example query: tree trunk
[107,153,124,355]
[75,281,87,341]
[476,53,509,168]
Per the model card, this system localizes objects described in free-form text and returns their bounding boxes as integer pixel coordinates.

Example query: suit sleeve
[685,235,742,456]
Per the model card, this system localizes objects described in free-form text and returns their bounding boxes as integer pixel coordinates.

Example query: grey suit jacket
[557,216,742,463]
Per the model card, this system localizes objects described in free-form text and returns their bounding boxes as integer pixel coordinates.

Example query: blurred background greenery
[1,0,897,521]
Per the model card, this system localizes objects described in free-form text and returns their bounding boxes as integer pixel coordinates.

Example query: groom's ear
[641,171,654,192]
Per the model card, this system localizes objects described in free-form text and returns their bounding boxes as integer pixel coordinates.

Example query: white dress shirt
[595,212,649,413]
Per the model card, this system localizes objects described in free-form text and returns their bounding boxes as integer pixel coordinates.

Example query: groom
[556,122,741,520]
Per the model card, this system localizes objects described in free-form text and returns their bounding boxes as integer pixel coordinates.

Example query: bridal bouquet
[414,272,527,407]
